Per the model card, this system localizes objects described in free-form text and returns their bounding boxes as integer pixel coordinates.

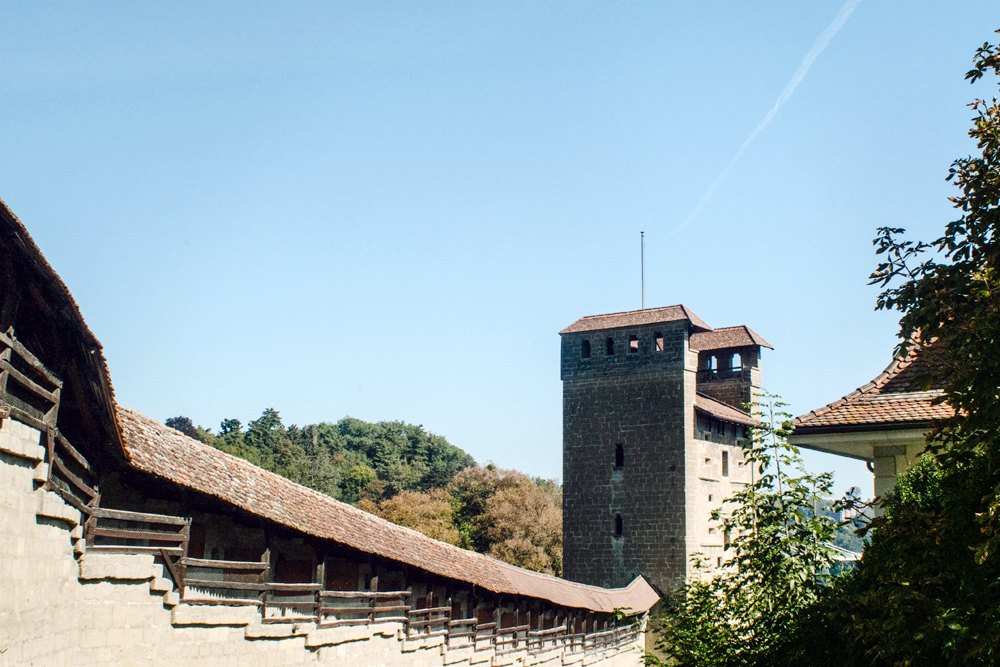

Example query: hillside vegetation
[165,411,563,575]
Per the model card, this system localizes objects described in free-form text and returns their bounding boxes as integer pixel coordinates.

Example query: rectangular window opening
[628,335,638,353]
[605,337,615,356]
[581,340,591,359]
[654,332,664,352]
[614,444,624,469]
[722,451,730,477]
[614,514,623,538]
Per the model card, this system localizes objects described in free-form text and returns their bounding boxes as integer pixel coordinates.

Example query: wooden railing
[0,331,61,426]
[180,557,269,605]
[318,590,411,627]
[0,331,99,510]
[84,507,191,553]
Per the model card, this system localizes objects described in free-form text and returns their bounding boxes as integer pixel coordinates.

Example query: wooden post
[369,575,378,625]
[0,346,11,398]
[315,554,326,623]
[446,596,453,646]
[45,428,55,489]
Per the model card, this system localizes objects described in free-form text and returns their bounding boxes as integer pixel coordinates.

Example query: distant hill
[166,409,477,503]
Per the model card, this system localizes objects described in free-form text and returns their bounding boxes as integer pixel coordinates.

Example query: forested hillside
[166,410,476,503]
[165,410,563,575]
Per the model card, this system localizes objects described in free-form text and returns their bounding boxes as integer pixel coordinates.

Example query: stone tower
[560,305,771,594]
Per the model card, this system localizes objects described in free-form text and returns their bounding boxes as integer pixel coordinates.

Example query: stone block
[171,603,258,627]
[79,552,155,580]
[444,645,476,664]
[149,576,172,594]
[305,621,399,648]
[35,490,81,525]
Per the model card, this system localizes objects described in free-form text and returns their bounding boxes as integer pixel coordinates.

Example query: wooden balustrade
[0,331,62,426]
[318,590,411,627]
[180,557,269,605]
[84,507,191,554]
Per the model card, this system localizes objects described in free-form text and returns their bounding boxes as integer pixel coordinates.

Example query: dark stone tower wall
[561,320,692,593]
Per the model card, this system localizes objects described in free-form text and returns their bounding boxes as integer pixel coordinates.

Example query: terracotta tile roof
[694,393,757,427]
[793,345,953,432]
[0,198,125,460]
[690,326,773,351]
[119,406,661,613]
[559,305,711,334]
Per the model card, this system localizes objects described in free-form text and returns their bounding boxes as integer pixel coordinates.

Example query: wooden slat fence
[318,590,411,628]
[180,557,269,606]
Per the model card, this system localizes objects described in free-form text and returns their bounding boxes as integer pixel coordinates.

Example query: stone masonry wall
[562,321,690,594]
[0,416,644,667]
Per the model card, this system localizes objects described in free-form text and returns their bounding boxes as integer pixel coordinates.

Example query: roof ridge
[571,304,697,322]
[792,340,947,428]
[119,406,661,613]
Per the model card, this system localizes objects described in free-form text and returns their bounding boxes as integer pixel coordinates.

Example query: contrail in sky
[667,0,863,239]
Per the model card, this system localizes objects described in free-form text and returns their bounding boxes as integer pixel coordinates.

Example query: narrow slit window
[614,514,623,537]
[724,526,732,550]
[605,337,615,356]
[654,332,664,352]
[628,335,638,353]
[722,451,730,477]
[614,444,624,469]
[581,340,591,358]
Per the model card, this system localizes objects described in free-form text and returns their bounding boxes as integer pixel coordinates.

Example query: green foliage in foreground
[653,33,1000,667]
[826,32,1000,667]
[647,395,839,667]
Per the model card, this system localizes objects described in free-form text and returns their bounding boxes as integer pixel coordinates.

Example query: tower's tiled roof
[793,344,953,432]
[694,393,757,426]
[559,305,711,334]
[119,406,661,613]
[689,326,773,351]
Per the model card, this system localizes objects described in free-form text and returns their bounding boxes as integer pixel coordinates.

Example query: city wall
[1,416,644,667]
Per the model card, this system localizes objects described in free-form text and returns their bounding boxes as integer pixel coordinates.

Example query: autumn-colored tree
[359,489,461,546]
[448,465,562,575]
[479,478,563,575]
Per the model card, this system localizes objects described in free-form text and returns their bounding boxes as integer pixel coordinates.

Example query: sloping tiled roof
[690,326,773,351]
[694,393,757,427]
[119,406,661,613]
[560,305,711,334]
[793,345,953,432]
[0,197,126,460]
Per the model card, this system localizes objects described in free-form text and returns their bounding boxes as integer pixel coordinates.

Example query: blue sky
[2,1,995,496]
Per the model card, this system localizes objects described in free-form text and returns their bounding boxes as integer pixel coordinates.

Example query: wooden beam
[0,331,62,387]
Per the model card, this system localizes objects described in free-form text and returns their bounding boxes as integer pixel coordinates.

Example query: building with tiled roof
[560,306,769,593]
[1,197,657,665]
[790,343,953,500]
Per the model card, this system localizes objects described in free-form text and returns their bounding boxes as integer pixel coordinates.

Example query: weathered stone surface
[79,552,156,581]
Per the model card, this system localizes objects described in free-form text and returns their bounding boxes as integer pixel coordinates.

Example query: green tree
[341,464,378,504]
[447,465,563,575]
[825,33,1000,667]
[649,394,838,667]
[165,416,198,439]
